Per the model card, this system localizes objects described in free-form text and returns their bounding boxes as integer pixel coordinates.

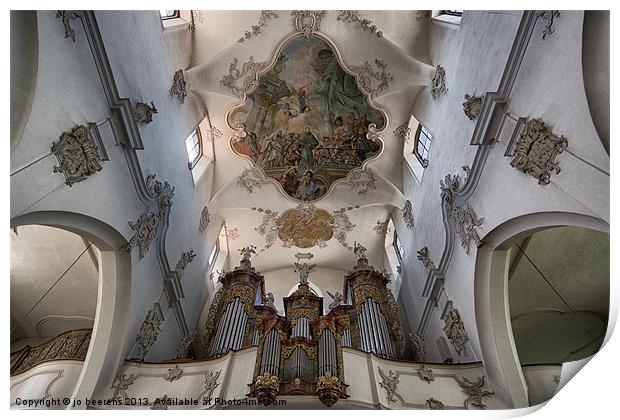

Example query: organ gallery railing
[10,329,92,376]
[203,243,404,407]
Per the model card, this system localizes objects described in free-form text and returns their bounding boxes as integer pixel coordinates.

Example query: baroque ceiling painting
[228,34,386,201]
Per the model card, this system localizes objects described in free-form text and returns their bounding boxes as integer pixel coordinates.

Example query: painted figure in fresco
[294,170,321,201]
[299,126,319,171]
[228,35,386,201]
[312,49,374,126]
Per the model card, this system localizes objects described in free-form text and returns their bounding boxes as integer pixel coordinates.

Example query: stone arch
[10,211,132,407]
[473,211,608,408]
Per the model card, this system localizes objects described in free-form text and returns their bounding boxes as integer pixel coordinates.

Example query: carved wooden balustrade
[10,329,92,376]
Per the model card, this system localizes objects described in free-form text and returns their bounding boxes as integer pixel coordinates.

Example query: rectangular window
[443,10,463,17]
[393,232,404,263]
[185,128,203,169]
[160,10,179,20]
[414,124,432,167]
[208,241,219,269]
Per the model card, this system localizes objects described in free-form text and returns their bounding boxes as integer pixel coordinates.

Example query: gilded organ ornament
[51,125,103,186]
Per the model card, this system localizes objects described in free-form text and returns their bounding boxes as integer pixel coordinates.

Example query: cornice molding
[78,11,189,346]
[417,11,538,332]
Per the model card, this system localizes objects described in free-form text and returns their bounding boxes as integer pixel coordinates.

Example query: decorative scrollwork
[442,302,469,356]
[417,247,436,271]
[51,125,103,186]
[291,10,326,37]
[455,375,495,409]
[238,167,269,193]
[510,118,567,185]
[337,11,383,37]
[124,211,159,259]
[402,200,415,229]
[343,167,377,195]
[145,174,175,218]
[220,57,269,98]
[417,365,435,383]
[111,373,138,400]
[199,206,210,234]
[350,59,393,98]
[537,10,560,40]
[169,69,187,103]
[135,303,163,359]
[393,122,411,143]
[430,65,447,100]
[377,367,400,404]
[134,101,158,125]
[426,397,446,409]
[462,94,482,120]
[281,343,317,360]
[238,11,279,43]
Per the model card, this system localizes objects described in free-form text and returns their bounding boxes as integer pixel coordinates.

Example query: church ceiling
[187,10,433,275]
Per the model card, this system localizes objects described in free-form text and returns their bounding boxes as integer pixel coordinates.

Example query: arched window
[185,128,203,169]
[414,124,432,168]
[160,10,179,20]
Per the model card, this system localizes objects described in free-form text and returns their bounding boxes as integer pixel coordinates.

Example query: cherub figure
[326,290,344,310]
[239,245,257,261]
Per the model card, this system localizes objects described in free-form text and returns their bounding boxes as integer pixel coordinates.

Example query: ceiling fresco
[228,34,386,201]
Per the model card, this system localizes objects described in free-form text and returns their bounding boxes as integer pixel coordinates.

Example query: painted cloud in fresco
[228,35,385,201]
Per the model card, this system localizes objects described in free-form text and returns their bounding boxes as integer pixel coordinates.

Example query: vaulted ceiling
[184,11,434,289]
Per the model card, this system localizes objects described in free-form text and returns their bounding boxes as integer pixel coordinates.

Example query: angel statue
[294,262,316,286]
[239,245,257,261]
[262,292,276,310]
[326,290,344,310]
[353,241,367,260]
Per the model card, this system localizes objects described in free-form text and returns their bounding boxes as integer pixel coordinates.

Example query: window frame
[185,127,203,170]
[443,10,463,17]
[208,240,220,270]
[160,10,180,20]
[413,124,431,168]
[393,231,404,264]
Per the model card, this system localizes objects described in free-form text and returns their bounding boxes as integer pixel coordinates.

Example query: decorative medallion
[417,365,435,383]
[426,398,446,410]
[537,10,560,40]
[455,376,495,409]
[237,167,269,193]
[291,10,326,37]
[220,57,269,98]
[175,249,196,278]
[417,247,436,271]
[51,125,103,186]
[238,11,279,43]
[377,367,400,404]
[111,373,138,400]
[145,174,175,218]
[350,59,393,98]
[163,366,183,382]
[199,206,210,233]
[135,303,163,359]
[225,227,240,240]
[56,11,81,42]
[430,65,447,100]
[462,94,482,120]
[343,167,377,195]
[252,203,358,251]
[134,101,158,125]
[393,122,411,143]
[227,34,386,201]
[373,220,390,236]
[176,331,197,358]
[169,69,187,103]
[198,370,222,402]
[124,211,159,259]
[510,118,567,185]
[409,332,427,362]
[442,302,469,356]
[402,200,415,229]
[337,11,383,37]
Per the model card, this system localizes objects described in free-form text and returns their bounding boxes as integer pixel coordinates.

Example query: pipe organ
[202,244,404,407]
